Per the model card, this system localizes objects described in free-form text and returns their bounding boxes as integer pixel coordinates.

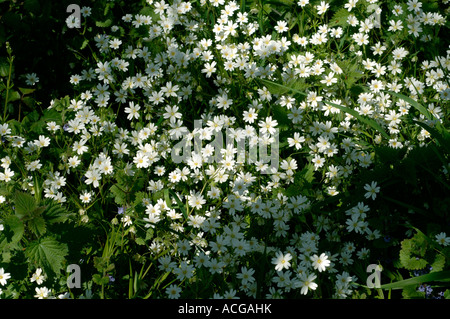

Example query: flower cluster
[0,0,449,299]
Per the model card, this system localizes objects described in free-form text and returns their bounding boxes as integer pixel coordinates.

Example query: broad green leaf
[27,215,46,237]
[110,184,127,205]
[25,236,69,276]
[7,90,20,102]
[3,215,24,244]
[18,87,35,95]
[14,190,37,219]
[44,203,74,224]
[328,8,351,27]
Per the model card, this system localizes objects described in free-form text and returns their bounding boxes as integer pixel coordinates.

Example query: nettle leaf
[25,236,69,276]
[96,19,112,28]
[328,8,351,27]
[3,214,24,244]
[14,190,37,219]
[110,184,127,205]
[44,202,74,224]
[27,216,47,237]
[399,232,429,270]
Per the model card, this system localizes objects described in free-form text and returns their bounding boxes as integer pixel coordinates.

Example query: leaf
[25,236,69,276]
[271,104,290,128]
[93,273,110,285]
[388,91,432,120]
[14,190,37,219]
[399,236,428,270]
[328,8,351,27]
[27,216,47,237]
[44,202,74,224]
[0,57,9,77]
[80,39,89,50]
[7,90,20,102]
[18,87,35,95]
[380,270,450,290]
[96,19,112,28]
[431,254,446,273]
[110,184,127,205]
[3,215,24,244]
[169,189,187,219]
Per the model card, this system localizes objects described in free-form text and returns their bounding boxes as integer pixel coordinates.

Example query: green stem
[3,53,14,122]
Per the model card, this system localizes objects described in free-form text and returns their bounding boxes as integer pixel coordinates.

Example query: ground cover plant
[0,0,449,299]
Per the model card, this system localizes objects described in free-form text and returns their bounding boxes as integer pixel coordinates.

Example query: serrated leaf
[431,254,446,272]
[28,216,46,237]
[93,273,110,285]
[110,184,127,205]
[328,8,351,27]
[96,19,112,28]
[3,215,24,244]
[14,190,37,219]
[80,39,89,50]
[25,236,69,276]
[44,203,74,224]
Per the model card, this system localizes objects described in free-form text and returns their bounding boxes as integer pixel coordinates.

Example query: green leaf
[25,236,69,276]
[7,90,20,102]
[110,184,127,205]
[0,57,10,77]
[80,39,89,50]
[388,91,432,120]
[3,215,24,244]
[96,19,112,28]
[44,202,74,224]
[28,216,47,237]
[271,104,290,128]
[14,190,37,219]
[399,235,428,270]
[169,189,187,219]
[380,270,450,290]
[18,87,35,95]
[328,8,351,27]
[93,273,110,285]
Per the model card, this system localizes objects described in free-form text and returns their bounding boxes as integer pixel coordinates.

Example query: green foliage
[25,236,69,277]
[0,0,449,301]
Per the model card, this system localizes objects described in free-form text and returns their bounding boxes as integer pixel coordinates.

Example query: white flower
[364,181,380,200]
[124,102,141,120]
[435,232,450,246]
[30,268,46,285]
[298,273,318,295]
[166,284,182,299]
[0,268,11,286]
[310,253,331,272]
[34,286,51,299]
[272,251,293,271]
